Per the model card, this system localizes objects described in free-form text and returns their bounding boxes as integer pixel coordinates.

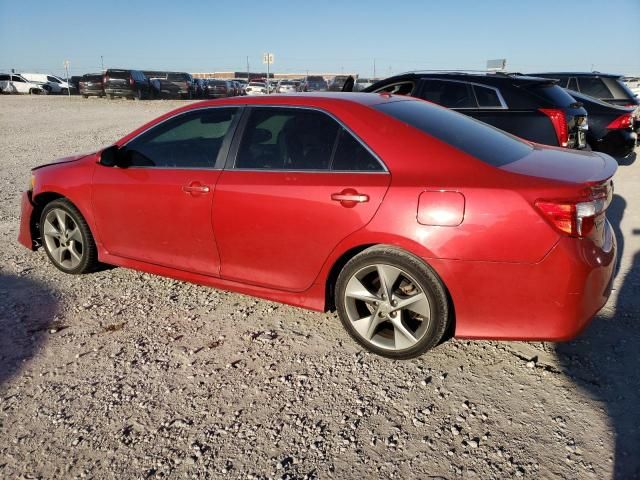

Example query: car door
[92,107,241,276]
[212,106,391,292]
[11,75,29,93]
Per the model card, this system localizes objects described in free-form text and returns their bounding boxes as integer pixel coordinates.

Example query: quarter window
[474,85,503,107]
[567,77,578,91]
[0,75,9,81]
[332,129,382,171]
[122,108,238,168]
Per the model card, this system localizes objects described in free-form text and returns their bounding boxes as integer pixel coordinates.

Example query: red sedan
[18,93,617,358]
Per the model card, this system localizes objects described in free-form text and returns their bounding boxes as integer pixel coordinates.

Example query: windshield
[374,100,533,167]
[167,73,190,81]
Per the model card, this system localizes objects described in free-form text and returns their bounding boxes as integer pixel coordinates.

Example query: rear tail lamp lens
[535,185,611,237]
[606,113,633,129]
[539,108,569,147]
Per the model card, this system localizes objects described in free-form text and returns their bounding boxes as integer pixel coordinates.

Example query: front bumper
[430,223,617,341]
[18,191,36,250]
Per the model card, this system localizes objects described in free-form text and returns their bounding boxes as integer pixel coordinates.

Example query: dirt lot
[0,95,638,479]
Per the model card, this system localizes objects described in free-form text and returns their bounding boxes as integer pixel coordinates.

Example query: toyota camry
[18,93,617,358]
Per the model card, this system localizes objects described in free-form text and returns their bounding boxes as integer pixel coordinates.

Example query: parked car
[353,72,589,149]
[193,78,206,98]
[354,78,375,92]
[245,82,267,95]
[103,69,151,100]
[276,80,297,93]
[623,76,640,97]
[146,71,194,99]
[329,75,350,91]
[0,73,44,94]
[19,93,617,359]
[70,76,82,94]
[21,73,72,94]
[301,76,328,92]
[233,79,248,95]
[79,74,104,98]
[530,72,640,133]
[204,79,232,98]
[566,90,637,158]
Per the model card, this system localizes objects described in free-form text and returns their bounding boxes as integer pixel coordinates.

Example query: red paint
[18,93,618,341]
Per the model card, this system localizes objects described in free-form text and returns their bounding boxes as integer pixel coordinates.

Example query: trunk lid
[500,146,617,184]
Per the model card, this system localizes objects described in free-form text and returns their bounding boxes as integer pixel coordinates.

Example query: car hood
[32,152,94,171]
[500,145,617,184]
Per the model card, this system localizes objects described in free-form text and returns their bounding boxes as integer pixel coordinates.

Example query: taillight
[103,75,109,84]
[539,108,569,147]
[130,77,134,86]
[535,184,611,238]
[606,113,633,129]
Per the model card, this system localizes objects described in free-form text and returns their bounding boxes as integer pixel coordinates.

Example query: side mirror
[99,145,124,167]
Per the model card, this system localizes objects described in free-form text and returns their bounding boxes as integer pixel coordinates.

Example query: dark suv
[301,76,328,92]
[103,69,151,100]
[79,73,104,98]
[352,72,589,149]
[529,72,640,134]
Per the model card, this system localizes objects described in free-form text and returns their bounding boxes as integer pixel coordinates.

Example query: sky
[1,0,639,78]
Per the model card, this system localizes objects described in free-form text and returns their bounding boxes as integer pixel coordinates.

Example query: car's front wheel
[335,246,450,359]
[40,199,98,274]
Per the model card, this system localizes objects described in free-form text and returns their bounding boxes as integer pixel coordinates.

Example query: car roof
[373,71,556,86]
[189,92,414,107]
[531,72,623,78]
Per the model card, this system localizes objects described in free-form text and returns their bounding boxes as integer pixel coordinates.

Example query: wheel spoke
[376,265,401,300]
[68,243,82,263]
[352,315,377,339]
[67,227,82,243]
[345,276,380,304]
[43,219,60,238]
[394,292,430,318]
[55,210,67,232]
[392,316,418,349]
[50,246,64,264]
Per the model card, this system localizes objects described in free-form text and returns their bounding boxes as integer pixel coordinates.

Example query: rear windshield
[374,100,533,167]
[529,84,577,107]
[249,82,265,87]
[83,74,102,82]
[107,70,130,79]
[279,81,294,85]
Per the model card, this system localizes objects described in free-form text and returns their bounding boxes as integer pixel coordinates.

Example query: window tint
[0,74,10,81]
[47,76,61,83]
[567,77,578,91]
[418,80,476,108]
[374,100,532,167]
[529,85,577,107]
[474,85,503,107]
[374,81,415,96]
[235,108,339,170]
[578,77,611,98]
[107,70,130,80]
[122,108,237,168]
[332,129,383,172]
[12,76,25,82]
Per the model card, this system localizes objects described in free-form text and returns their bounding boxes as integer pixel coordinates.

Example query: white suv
[21,73,71,94]
[0,73,44,94]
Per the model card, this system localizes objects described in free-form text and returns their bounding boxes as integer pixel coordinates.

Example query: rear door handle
[331,193,369,203]
[182,182,210,194]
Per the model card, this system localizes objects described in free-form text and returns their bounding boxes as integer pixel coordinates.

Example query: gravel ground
[1,95,639,480]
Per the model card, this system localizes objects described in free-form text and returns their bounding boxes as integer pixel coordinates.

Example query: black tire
[134,88,142,101]
[39,199,98,275]
[335,245,450,359]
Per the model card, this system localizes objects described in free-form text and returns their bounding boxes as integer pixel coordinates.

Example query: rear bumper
[595,130,637,158]
[430,224,617,341]
[18,191,36,251]
[105,88,135,97]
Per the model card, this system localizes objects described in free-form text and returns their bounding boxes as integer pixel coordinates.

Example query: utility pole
[101,55,104,71]
[63,60,71,98]
[246,56,249,80]
[373,58,376,79]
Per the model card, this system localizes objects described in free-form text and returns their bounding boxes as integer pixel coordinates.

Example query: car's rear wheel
[335,246,449,359]
[40,199,98,274]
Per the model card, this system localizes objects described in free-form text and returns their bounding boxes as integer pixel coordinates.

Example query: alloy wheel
[43,208,84,270]
[343,264,431,351]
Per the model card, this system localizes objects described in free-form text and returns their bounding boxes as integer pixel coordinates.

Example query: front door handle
[182,182,210,194]
[331,189,369,207]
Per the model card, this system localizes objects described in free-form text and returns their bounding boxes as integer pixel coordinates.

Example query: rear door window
[0,74,10,81]
[374,100,533,167]
[578,77,612,98]
[123,108,238,168]
[373,81,415,96]
[47,76,61,83]
[235,108,339,170]
[602,77,635,100]
[11,76,25,82]
[418,80,477,108]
